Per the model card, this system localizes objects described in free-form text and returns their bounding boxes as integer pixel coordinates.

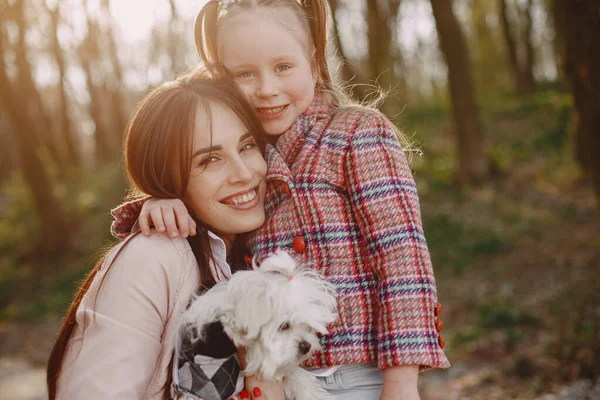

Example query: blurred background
[0,0,598,399]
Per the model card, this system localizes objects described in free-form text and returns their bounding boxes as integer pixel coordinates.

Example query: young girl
[46,67,270,400]
[112,0,450,398]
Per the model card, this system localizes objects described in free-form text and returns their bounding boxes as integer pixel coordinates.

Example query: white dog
[178,251,337,400]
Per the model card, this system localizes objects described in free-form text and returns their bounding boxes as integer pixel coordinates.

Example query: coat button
[283,183,292,196]
[435,319,444,332]
[434,303,442,317]
[438,335,445,349]
[292,236,306,253]
[244,255,253,266]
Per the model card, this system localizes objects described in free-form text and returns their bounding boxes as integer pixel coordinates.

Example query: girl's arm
[380,366,420,400]
[111,197,196,239]
[343,114,449,386]
[58,234,191,399]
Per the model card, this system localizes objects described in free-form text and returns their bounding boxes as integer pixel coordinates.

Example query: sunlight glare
[109,0,171,43]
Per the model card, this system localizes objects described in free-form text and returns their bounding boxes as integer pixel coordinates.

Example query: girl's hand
[138,198,196,238]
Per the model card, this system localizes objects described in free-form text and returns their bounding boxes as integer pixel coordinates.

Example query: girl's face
[219,8,316,137]
[185,101,267,243]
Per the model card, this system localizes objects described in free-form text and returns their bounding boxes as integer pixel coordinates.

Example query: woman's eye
[240,142,256,152]
[236,71,254,79]
[276,64,292,73]
[199,155,219,166]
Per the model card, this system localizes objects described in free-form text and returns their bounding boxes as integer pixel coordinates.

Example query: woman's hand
[241,376,285,400]
[138,198,196,238]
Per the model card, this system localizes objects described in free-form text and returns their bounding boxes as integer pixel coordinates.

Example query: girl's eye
[275,64,292,73]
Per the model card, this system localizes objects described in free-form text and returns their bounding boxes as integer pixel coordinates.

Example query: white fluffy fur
[178,251,337,400]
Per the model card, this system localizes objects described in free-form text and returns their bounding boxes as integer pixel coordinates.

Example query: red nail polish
[253,387,262,397]
[240,389,249,399]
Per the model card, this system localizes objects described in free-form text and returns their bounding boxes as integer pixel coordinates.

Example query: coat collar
[271,92,332,167]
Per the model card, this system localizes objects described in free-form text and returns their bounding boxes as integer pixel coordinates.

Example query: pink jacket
[56,232,221,399]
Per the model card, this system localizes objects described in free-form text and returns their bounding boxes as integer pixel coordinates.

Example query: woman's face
[185,101,267,243]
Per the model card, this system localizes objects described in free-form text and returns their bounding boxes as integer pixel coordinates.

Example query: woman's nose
[228,157,253,184]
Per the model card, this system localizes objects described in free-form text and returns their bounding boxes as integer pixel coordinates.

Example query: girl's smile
[255,104,289,120]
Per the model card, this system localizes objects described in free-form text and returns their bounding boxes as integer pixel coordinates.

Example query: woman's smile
[220,186,260,209]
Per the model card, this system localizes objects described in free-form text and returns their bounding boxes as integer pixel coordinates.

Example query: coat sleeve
[57,234,186,399]
[344,113,449,370]
[110,197,150,239]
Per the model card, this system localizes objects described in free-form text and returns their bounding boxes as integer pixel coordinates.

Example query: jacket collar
[272,92,332,166]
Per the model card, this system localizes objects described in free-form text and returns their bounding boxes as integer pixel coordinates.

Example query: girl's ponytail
[195,0,220,64]
[302,0,335,94]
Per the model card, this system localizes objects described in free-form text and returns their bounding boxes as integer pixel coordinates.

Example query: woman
[46,66,268,399]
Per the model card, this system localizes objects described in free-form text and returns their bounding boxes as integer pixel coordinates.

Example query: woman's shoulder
[103,233,196,283]
[120,231,191,257]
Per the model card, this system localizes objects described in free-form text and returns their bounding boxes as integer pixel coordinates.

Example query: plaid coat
[111,94,449,371]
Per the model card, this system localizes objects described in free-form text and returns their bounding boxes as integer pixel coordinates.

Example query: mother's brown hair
[46,65,266,399]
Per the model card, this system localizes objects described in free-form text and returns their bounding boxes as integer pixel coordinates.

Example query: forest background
[0,0,598,399]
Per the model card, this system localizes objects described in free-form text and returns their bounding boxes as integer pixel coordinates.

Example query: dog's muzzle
[298,340,312,355]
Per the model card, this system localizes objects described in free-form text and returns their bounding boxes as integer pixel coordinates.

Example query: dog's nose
[298,340,311,355]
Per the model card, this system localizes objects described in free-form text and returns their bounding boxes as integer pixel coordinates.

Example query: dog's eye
[279,322,291,331]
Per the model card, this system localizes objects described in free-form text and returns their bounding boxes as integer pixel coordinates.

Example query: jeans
[315,362,383,400]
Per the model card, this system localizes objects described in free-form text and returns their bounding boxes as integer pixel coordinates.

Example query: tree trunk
[470,0,506,91]
[553,0,600,205]
[167,0,185,75]
[431,0,488,183]
[13,0,65,168]
[49,3,80,166]
[101,0,127,140]
[0,27,67,254]
[498,0,532,94]
[521,0,536,91]
[80,3,112,163]
[366,0,395,116]
[329,0,363,100]
[548,0,564,80]
[389,0,408,106]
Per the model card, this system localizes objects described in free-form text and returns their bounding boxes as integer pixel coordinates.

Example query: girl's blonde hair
[194,0,415,153]
[196,0,343,104]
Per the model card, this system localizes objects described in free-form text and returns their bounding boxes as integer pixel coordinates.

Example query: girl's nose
[256,74,279,98]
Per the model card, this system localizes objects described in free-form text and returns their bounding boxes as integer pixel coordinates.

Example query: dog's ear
[179,283,228,342]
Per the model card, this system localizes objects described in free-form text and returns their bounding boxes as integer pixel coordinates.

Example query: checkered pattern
[110,94,449,371]
[172,322,244,400]
[175,348,242,400]
[111,199,145,240]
